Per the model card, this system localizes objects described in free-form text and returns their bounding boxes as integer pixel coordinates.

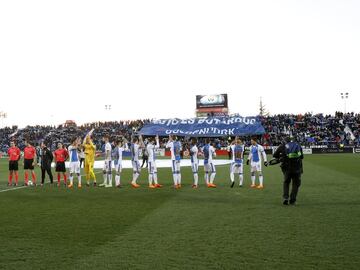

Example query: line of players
[6,134,268,189]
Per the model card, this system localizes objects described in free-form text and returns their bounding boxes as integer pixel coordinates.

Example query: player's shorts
[191,161,199,174]
[55,161,66,172]
[9,160,19,171]
[171,160,181,174]
[24,159,34,170]
[103,160,112,173]
[230,162,243,174]
[115,161,122,173]
[69,161,80,174]
[204,162,216,173]
[148,161,157,174]
[132,160,140,174]
[250,161,262,172]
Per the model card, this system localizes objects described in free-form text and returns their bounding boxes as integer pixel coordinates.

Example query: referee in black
[40,141,54,186]
[273,136,304,205]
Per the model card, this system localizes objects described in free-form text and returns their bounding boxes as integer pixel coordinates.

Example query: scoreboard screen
[196,94,228,109]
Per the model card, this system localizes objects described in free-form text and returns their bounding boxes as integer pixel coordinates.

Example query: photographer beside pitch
[272,136,304,206]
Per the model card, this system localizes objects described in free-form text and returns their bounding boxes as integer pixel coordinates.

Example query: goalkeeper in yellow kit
[83,135,97,186]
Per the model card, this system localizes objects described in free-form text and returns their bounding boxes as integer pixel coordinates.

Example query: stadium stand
[0,113,359,153]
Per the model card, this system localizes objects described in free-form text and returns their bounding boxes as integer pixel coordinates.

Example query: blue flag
[139,116,265,137]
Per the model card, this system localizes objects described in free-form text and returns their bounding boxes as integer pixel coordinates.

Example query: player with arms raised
[147,135,162,189]
[113,137,128,188]
[190,138,199,188]
[202,138,217,188]
[68,137,82,188]
[130,135,145,188]
[83,135,97,187]
[99,135,112,188]
[230,138,244,188]
[166,135,182,189]
[246,137,268,189]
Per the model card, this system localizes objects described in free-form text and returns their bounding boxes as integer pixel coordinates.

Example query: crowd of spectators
[0,112,359,154]
[261,112,360,148]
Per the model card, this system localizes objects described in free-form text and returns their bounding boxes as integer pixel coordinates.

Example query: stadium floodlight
[340,92,350,114]
[0,111,7,128]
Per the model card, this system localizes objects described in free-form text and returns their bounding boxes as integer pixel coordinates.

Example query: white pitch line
[0,185,28,193]
[0,171,103,194]
[0,160,233,193]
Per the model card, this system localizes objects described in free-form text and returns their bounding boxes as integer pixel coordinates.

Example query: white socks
[153,173,158,185]
[210,173,216,184]
[259,175,263,186]
[193,173,198,186]
[205,173,209,185]
[132,173,139,184]
[231,173,243,185]
[115,175,120,186]
[103,174,107,185]
[251,175,255,185]
[172,174,177,185]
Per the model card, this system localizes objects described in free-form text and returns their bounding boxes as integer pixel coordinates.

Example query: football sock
[107,174,111,185]
[178,174,181,185]
[172,174,177,186]
[210,173,216,184]
[251,175,255,185]
[259,175,263,186]
[239,174,244,186]
[153,173,158,185]
[25,172,29,183]
[115,175,120,186]
[132,172,139,184]
[205,173,209,185]
[230,172,235,183]
[32,172,36,183]
[103,173,107,184]
[194,173,198,186]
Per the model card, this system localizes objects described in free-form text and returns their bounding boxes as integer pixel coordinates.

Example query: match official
[273,136,304,205]
[40,142,54,186]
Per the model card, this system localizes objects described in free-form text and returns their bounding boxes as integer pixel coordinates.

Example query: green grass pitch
[0,154,359,270]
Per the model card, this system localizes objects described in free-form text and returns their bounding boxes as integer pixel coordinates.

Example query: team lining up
[6,135,268,189]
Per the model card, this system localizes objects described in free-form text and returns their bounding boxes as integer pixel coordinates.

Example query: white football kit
[68,145,80,174]
[103,142,112,173]
[230,144,244,174]
[248,144,267,172]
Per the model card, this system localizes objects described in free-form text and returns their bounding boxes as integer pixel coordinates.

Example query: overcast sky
[1,0,359,128]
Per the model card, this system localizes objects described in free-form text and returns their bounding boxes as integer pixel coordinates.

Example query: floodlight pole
[340,92,349,114]
[0,111,7,128]
[104,104,112,121]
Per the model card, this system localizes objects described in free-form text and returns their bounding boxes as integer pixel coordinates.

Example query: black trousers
[141,157,148,168]
[283,171,301,202]
[80,158,85,168]
[41,166,53,184]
